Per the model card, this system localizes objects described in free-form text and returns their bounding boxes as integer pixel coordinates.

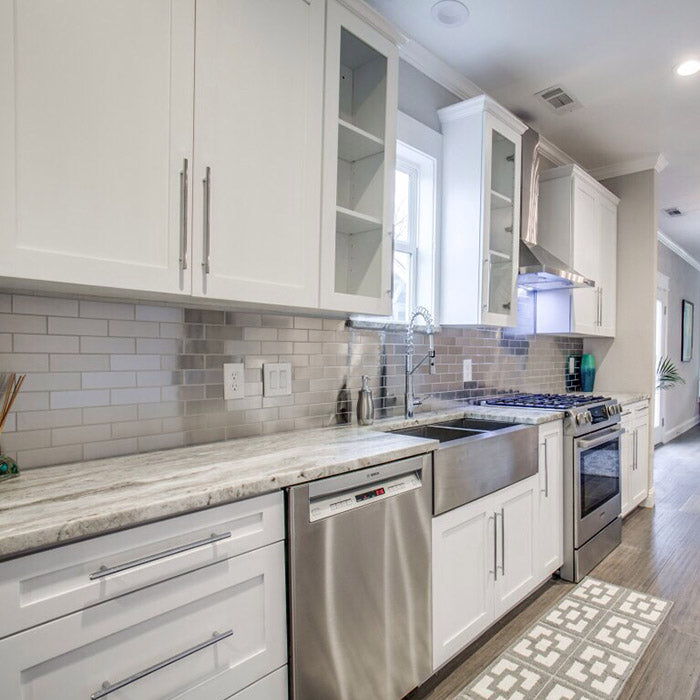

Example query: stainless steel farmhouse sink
[391,418,539,515]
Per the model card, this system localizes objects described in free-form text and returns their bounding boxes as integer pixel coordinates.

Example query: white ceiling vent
[664,207,683,217]
[535,85,582,113]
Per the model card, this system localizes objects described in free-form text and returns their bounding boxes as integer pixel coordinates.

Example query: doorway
[654,273,669,444]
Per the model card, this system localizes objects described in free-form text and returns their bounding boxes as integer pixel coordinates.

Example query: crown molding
[658,230,700,273]
[334,0,403,44]
[398,39,483,100]
[538,137,575,167]
[590,154,669,181]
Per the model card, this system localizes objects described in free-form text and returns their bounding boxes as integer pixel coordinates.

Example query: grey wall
[398,59,462,131]
[0,291,582,469]
[657,242,700,433]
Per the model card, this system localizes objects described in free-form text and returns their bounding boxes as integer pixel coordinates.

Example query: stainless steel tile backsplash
[0,292,582,468]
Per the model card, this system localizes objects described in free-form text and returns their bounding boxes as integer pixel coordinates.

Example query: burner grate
[483,393,609,410]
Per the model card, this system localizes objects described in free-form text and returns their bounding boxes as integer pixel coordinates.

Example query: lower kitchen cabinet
[226,666,287,700]
[621,401,650,516]
[433,474,542,670]
[537,421,564,578]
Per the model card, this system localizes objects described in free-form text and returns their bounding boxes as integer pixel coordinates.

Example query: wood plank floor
[418,425,700,700]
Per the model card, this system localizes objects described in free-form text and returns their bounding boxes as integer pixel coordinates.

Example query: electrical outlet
[462,359,472,382]
[223,363,245,400]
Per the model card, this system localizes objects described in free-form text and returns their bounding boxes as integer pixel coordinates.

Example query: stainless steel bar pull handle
[540,440,549,497]
[89,531,231,580]
[91,629,233,699]
[179,158,189,270]
[202,166,212,274]
[492,513,498,581]
[500,507,505,575]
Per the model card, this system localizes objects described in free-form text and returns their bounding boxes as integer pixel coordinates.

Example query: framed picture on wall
[681,299,694,362]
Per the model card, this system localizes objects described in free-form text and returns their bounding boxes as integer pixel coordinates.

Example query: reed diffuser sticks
[0,372,25,437]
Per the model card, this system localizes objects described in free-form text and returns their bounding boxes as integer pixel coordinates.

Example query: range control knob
[576,412,586,425]
[585,411,593,424]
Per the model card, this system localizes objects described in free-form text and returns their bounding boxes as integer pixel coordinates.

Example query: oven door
[573,426,622,546]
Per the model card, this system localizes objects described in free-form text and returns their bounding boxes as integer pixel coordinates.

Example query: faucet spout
[405,307,437,419]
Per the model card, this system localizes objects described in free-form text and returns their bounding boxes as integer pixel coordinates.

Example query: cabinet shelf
[489,249,512,261]
[338,119,384,161]
[490,189,513,209]
[336,206,382,234]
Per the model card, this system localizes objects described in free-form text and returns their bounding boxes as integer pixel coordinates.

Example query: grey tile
[109,320,160,338]
[136,338,182,355]
[48,317,108,336]
[14,334,79,353]
[83,404,138,425]
[16,444,83,469]
[112,418,163,439]
[52,424,112,447]
[82,371,136,389]
[135,305,183,322]
[0,314,47,333]
[136,370,181,387]
[138,432,185,453]
[17,408,82,431]
[79,300,134,320]
[50,354,110,372]
[110,354,161,371]
[81,336,135,354]
[23,372,81,392]
[137,402,184,420]
[0,294,11,313]
[51,389,110,409]
[294,316,324,330]
[0,429,51,452]
[14,295,78,317]
[111,387,161,405]
[184,309,225,324]
[0,334,10,352]
[84,438,138,461]
[243,327,277,341]
[261,314,294,328]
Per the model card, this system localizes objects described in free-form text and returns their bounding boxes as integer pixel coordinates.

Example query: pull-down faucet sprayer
[405,306,437,419]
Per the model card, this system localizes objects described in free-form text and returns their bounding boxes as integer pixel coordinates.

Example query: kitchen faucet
[405,306,437,419]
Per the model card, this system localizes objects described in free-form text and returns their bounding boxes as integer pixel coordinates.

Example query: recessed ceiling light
[431,0,469,27]
[676,59,700,77]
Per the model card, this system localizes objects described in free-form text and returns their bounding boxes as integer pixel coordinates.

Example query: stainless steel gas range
[483,393,624,582]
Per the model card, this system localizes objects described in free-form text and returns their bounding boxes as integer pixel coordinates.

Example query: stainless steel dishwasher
[287,453,432,700]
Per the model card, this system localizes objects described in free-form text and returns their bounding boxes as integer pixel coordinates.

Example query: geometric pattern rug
[454,577,673,700]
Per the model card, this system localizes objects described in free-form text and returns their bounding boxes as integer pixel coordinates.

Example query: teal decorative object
[0,372,26,482]
[0,455,19,482]
[580,353,596,392]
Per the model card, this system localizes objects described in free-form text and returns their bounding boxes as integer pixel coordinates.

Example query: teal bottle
[580,353,596,392]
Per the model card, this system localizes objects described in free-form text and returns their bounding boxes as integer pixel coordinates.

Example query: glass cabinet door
[484,124,518,319]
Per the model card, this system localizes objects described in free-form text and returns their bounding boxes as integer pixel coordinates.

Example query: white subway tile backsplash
[50,354,110,372]
[135,305,183,322]
[108,320,160,338]
[23,372,81,392]
[81,336,136,354]
[0,334,11,352]
[17,408,83,431]
[0,314,47,333]
[51,389,110,409]
[136,338,182,355]
[52,423,112,447]
[16,444,83,469]
[110,354,161,371]
[0,294,11,313]
[83,404,138,425]
[48,316,108,336]
[82,371,136,389]
[111,387,161,405]
[84,438,138,461]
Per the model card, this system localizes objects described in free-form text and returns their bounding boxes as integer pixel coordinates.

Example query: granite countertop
[0,403,564,561]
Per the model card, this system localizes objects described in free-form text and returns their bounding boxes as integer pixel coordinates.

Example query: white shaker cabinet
[438,96,527,327]
[621,400,650,516]
[192,0,324,308]
[432,474,541,670]
[319,0,398,315]
[536,164,619,337]
[536,421,564,578]
[0,0,195,295]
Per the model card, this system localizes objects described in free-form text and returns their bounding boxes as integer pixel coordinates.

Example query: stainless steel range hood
[517,129,594,290]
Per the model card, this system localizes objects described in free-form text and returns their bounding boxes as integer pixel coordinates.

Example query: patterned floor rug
[454,577,672,700]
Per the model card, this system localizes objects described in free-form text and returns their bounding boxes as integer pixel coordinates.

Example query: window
[350,112,440,327]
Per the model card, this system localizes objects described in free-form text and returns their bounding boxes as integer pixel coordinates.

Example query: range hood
[517,129,594,290]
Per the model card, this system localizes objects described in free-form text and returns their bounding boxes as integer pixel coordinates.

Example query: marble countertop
[0,402,564,561]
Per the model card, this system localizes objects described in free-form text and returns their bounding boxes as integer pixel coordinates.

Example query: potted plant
[656,356,685,391]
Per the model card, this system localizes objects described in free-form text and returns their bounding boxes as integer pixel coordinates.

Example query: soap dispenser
[356,375,374,426]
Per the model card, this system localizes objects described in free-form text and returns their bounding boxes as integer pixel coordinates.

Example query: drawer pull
[90,629,233,699]
[89,531,232,580]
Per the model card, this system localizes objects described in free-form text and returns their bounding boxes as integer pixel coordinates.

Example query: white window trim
[350,111,442,329]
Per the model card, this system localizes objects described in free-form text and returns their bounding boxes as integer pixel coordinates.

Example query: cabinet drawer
[0,492,283,639]
[227,666,287,700]
[0,541,287,700]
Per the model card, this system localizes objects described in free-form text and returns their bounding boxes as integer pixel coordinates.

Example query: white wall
[657,240,700,436]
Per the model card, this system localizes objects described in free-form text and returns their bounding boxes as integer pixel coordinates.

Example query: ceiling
[366,0,700,261]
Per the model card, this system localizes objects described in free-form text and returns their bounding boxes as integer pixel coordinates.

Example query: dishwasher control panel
[309,472,422,522]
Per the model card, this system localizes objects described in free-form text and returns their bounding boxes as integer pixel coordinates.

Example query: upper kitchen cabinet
[192,0,324,308]
[319,0,398,315]
[438,96,527,327]
[536,165,619,337]
[0,0,195,295]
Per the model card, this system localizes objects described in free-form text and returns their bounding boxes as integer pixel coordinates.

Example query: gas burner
[483,393,611,410]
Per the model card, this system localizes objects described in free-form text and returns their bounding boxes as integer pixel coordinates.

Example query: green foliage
[656,356,685,391]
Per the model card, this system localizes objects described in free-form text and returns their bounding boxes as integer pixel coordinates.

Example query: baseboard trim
[663,415,700,443]
[641,487,655,509]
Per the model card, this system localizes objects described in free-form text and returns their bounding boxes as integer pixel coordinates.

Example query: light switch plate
[223,363,245,400]
[462,359,472,382]
[263,362,292,397]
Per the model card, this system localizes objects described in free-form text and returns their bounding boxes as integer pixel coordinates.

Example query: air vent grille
[535,85,582,113]
[664,207,683,217]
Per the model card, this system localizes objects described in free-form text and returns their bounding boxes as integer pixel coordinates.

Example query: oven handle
[575,426,624,450]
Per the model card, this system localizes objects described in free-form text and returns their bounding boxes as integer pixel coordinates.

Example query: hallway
[421,426,700,699]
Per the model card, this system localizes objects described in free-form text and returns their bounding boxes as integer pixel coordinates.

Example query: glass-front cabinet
[438,96,526,326]
[319,0,398,315]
